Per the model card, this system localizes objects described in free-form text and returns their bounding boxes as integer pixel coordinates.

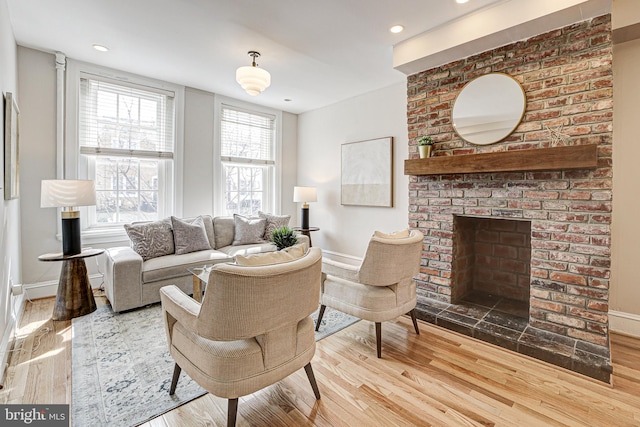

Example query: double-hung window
[219,105,277,216]
[77,75,176,229]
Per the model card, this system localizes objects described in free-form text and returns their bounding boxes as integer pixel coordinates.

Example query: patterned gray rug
[72,303,358,426]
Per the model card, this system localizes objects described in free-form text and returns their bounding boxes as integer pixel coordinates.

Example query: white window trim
[64,60,185,244]
[213,95,283,216]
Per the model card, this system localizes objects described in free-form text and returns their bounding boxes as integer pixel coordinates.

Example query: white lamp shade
[236,65,271,96]
[293,186,317,203]
[41,180,96,208]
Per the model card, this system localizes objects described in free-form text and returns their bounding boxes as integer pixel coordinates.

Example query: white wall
[281,111,299,217]
[182,87,215,217]
[608,0,640,337]
[17,47,65,287]
[0,0,23,383]
[297,82,409,259]
[611,37,640,335]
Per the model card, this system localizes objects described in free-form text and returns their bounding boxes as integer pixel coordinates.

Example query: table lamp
[293,186,317,230]
[41,179,96,256]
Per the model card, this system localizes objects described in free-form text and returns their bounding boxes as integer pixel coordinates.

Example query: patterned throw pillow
[258,211,291,241]
[171,216,212,255]
[232,214,267,245]
[124,219,175,261]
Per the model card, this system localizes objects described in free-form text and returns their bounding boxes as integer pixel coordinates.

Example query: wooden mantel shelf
[404,144,598,176]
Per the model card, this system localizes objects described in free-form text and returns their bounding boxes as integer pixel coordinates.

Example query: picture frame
[4,92,19,200]
[341,136,393,207]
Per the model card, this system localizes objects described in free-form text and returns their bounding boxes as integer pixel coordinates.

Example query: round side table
[293,227,320,247]
[38,248,104,321]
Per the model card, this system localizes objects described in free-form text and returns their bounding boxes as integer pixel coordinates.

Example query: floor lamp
[293,186,317,230]
[41,180,96,256]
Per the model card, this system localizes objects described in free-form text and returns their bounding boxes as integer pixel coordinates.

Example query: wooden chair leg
[227,398,238,427]
[304,362,321,399]
[169,363,181,395]
[315,304,326,332]
[375,322,382,358]
[409,309,420,335]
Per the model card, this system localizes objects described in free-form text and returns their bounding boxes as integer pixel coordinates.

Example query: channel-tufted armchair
[160,246,323,426]
[316,229,424,358]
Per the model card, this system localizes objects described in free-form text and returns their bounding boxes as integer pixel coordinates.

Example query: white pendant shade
[236,51,271,96]
[236,65,271,96]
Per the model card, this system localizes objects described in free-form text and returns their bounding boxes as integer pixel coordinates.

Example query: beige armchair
[160,247,323,427]
[316,230,424,358]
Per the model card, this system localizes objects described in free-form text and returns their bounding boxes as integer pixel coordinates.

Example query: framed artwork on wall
[341,136,393,207]
[4,92,19,200]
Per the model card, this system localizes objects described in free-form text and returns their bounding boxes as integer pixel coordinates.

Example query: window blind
[220,105,275,165]
[79,76,175,159]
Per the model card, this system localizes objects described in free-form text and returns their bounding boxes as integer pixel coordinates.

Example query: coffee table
[187,265,213,302]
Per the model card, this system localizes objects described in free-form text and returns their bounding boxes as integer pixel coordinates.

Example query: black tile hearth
[414,288,611,383]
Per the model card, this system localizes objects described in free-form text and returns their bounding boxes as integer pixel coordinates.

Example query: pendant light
[236,51,271,96]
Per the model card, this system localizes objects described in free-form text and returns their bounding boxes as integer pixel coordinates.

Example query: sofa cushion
[258,211,291,241]
[213,216,235,249]
[236,250,295,266]
[125,219,175,261]
[171,216,211,255]
[232,214,266,245]
[235,243,307,266]
[142,249,232,283]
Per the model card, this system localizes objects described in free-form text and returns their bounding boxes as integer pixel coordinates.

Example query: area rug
[72,303,358,426]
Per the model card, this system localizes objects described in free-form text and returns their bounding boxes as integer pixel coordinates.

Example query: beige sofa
[105,214,306,312]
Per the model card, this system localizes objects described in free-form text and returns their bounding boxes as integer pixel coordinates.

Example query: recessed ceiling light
[456,0,469,3]
[390,25,404,34]
[92,44,109,52]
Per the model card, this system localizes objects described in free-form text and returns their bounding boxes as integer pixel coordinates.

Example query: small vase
[419,145,433,159]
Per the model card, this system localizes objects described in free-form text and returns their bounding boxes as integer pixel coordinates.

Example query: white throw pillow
[282,243,307,258]
[374,229,410,239]
[236,250,295,266]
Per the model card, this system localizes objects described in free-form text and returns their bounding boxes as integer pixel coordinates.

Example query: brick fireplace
[405,15,613,381]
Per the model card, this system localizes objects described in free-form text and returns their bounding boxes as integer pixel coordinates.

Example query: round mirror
[452,73,526,146]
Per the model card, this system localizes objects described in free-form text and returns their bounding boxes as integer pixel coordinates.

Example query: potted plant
[418,135,435,159]
[270,226,299,250]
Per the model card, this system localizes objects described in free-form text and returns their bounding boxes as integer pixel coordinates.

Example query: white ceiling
[6,0,504,114]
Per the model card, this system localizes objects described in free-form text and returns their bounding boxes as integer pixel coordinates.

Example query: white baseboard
[0,293,26,388]
[24,274,104,300]
[321,249,362,266]
[609,310,640,338]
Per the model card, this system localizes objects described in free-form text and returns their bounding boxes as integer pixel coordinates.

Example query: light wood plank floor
[2,295,640,426]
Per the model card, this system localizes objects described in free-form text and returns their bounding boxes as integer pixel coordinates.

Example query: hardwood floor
[2,295,640,426]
